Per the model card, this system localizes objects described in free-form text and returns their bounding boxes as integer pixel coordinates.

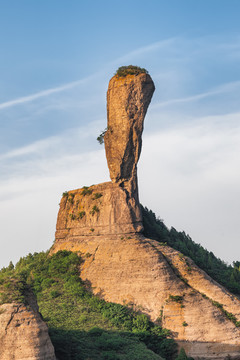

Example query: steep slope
[1,251,171,360]
[51,234,240,359]
[51,66,240,359]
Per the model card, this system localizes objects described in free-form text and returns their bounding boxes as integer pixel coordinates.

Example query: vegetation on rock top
[115,65,148,77]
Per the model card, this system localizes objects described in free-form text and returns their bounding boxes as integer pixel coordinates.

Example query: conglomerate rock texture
[0,290,56,360]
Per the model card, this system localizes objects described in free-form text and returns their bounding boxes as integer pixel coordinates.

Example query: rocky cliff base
[51,235,240,359]
[0,290,56,360]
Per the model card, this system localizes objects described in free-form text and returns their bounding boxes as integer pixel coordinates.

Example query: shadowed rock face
[104,73,155,184]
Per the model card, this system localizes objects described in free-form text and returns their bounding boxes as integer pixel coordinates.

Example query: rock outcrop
[55,182,143,244]
[51,67,240,359]
[0,289,56,360]
[105,72,155,185]
[54,70,155,242]
[51,235,240,360]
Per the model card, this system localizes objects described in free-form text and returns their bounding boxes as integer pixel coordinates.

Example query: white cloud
[0,73,99,110]
[139,112,240,263]
[1,34,240,268]
[151,80,240,109]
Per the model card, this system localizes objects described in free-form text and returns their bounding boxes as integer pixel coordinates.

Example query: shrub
[81,186,92,196]
[78,211,86,219]
[50,290,61,299]
[182,321,188,327]
[168,295,183,303]
[97,128,107,145]
[176,347,188,360]
[92,193,103,200]
[132,314,150,333]
[90,205,100,216]
[115,65,148,77]
[68,194,74,204]
[62,191,68,197]
[69,213,75,220]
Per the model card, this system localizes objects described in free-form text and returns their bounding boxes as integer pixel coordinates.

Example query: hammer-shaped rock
[104,71,155,184]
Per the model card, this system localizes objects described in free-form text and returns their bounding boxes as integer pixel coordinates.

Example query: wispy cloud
[0,38,176,112]
[0,73,99,111]
[112,38,177,64]
[152,80,240,109]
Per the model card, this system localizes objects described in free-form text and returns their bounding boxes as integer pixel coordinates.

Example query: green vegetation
[176,348,191,360]
[97,128,107,145]
[62,191,69,197]
[90,205,100,216]
[182,321,188,327]
[68,194,75,204]
[141,206,240,295]
[92,192,103,200]
[0,251,177,360]
[200,293,240,327]
[69,213,76,220]
[168,295,183,304]
[78,211,86,219]
[81,186,93,196]
[115,65,148,77]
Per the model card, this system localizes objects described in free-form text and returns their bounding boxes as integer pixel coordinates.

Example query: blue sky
[1,0,240,267]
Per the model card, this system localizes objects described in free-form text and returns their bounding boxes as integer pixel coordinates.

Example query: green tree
[176,347,188,360]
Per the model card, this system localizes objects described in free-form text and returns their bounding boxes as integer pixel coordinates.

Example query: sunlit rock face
[54,71,155,241]
[50,69,240,359]
[104,72,155,185]
[0,289,56,360]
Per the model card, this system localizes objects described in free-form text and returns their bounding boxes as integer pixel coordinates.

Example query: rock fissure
[5,304,20,334]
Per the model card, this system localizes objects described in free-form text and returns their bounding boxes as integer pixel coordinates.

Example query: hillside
[51,187,240,359]
[0,250,178,360]
[142,206,240,296]
[1,206,240,359]
[1,68,240,360]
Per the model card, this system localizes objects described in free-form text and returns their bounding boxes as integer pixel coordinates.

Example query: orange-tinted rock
[0,290,56,360]
[50,235,240,359]
[105,73,155,184]
[54,182,143,244]
[51,69,240,359]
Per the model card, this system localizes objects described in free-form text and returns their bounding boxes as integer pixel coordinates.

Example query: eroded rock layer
[55,182,143,243]
[51,235,240,360]
[0,291,56,360]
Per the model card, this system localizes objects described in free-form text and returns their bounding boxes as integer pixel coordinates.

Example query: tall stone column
[104,72,155,185]
[104,71,155,220]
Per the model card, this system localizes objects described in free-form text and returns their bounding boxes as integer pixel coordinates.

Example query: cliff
[51,66,240,359]
[0,286,56,360]
[51,235,240,360]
